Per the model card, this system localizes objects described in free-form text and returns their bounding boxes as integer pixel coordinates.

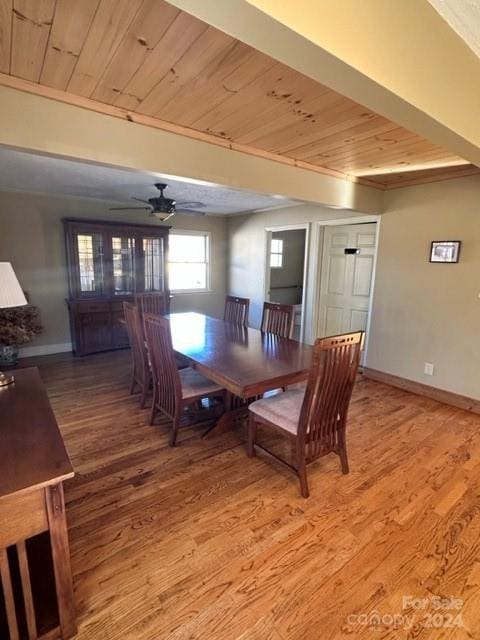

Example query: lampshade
[0,262,27,308]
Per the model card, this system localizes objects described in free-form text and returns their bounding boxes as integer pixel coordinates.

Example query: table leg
[46,483,77,639]
[0,547,19,640]
[202,392,251,438]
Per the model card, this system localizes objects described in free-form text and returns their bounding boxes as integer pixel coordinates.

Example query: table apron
[185,358,309,398]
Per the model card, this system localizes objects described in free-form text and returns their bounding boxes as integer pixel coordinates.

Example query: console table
[0,368,76,640]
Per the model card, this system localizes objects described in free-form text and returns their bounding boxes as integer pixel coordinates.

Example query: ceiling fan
[109,182,206,221]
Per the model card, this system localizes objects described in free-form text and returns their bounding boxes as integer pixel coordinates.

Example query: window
[270,238,284,268]
[169,232,210,291]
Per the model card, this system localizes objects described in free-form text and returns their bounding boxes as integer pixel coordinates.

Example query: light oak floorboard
[18,350,480,639]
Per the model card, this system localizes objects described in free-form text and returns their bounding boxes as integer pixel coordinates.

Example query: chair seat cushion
[249,388,305,434]
[180,367,224,400]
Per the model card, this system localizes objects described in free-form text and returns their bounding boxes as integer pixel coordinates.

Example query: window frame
[168,229,211,294]
[270,237,284,269]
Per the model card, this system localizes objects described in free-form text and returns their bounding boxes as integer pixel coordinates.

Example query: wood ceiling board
[40,0,99,90]
[249,102,379,156]
[188,60,284,133]
[341,146,461,175]
[113,10,208,111]
[315,131,422,165]
[91,0,179,105]
[0,0,470,190]
[323,135,458,167]
[195,65,331,144]
[296,123,405,163]
[368,164,480,188]
[233,86,341,146]
[11,0,55,81]
[190,61,322,138]
[244,100,378,152]
[138,27,236,118]
[67,0,143,97]
[157,42,271,127]
[0,0,12,73]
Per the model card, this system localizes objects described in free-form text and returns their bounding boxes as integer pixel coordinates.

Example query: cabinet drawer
[77,301,110,313]
[111,299,133,312]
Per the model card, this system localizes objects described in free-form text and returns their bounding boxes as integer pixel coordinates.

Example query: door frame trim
[264,223,310,342]
[312,215,381,363]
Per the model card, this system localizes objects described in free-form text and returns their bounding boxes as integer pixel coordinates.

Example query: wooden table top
[168,313,313,397]
[0,367,74,499]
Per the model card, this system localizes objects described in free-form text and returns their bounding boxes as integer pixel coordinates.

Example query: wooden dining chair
[261,302,295,339]
[247,331,363,498]
[224,295,250,327]
[143,313,226,446]
[136,292,191,371]
[123,302,152,408]
[136,292,169,321]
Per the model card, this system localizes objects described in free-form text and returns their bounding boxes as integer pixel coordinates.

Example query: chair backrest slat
[224,295,249,327]
[143,313,181,420]
[298,332,363,461]
[136,292,169,320]
[123,302,148,377]
[261,302,295,339]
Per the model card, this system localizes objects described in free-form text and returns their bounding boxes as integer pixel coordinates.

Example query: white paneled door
[318,223,377,339]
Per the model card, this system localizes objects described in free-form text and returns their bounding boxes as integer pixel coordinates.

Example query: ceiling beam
[168,0,480,167]
[0,85,383,214]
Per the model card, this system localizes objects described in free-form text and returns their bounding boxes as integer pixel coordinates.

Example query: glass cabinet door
[76,233,105,295]
[142,236,166,292]
[112,236,136,295]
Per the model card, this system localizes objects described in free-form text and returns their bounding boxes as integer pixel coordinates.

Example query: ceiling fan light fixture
[150,210,175,222]
[109,182,205,218]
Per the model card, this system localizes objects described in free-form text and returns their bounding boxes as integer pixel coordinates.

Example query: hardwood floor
[20,351,480,639]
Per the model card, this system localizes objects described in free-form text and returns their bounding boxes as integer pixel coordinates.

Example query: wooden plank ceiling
[0,0,477,190]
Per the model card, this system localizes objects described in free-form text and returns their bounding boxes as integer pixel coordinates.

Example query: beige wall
[367,175,480,400]
[0,190,228,353]
[228,204,367,340]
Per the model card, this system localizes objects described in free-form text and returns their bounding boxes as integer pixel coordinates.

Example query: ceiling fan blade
[109,206,152,211]
[132,197,151,204]
[176,208,206,216]
[177,201,206,209]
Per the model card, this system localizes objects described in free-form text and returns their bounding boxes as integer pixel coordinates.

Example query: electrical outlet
[424,362,434,376]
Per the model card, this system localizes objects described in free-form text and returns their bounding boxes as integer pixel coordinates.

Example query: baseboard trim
[363,368,480,416]
[19,342,73,358]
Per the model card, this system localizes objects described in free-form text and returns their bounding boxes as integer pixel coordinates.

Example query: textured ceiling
[0,147,300,215]
[428,0,480,58]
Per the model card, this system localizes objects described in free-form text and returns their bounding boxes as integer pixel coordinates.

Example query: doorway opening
[316,222,378,361]
[265,226,308,341]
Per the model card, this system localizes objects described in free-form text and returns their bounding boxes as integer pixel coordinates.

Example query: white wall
[0,190,228,354]
[367,175,480,400]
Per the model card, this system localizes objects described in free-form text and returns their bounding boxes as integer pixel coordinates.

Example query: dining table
[167,312,313,430]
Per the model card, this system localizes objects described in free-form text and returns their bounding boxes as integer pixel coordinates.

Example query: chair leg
[129,370,137,395]
[339,434,349,475]
[139,382,148,409]
[169,414,181,447]
[149,386,157,425]
[247,414,257,457]
[296,447,309,498]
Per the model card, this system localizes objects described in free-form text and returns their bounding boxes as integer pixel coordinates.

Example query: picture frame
[429,240,461,264]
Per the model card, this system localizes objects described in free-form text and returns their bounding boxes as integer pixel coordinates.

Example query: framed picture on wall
[430,241,461,263]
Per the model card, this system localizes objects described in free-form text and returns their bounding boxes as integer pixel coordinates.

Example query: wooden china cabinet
[64,218,169,356]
